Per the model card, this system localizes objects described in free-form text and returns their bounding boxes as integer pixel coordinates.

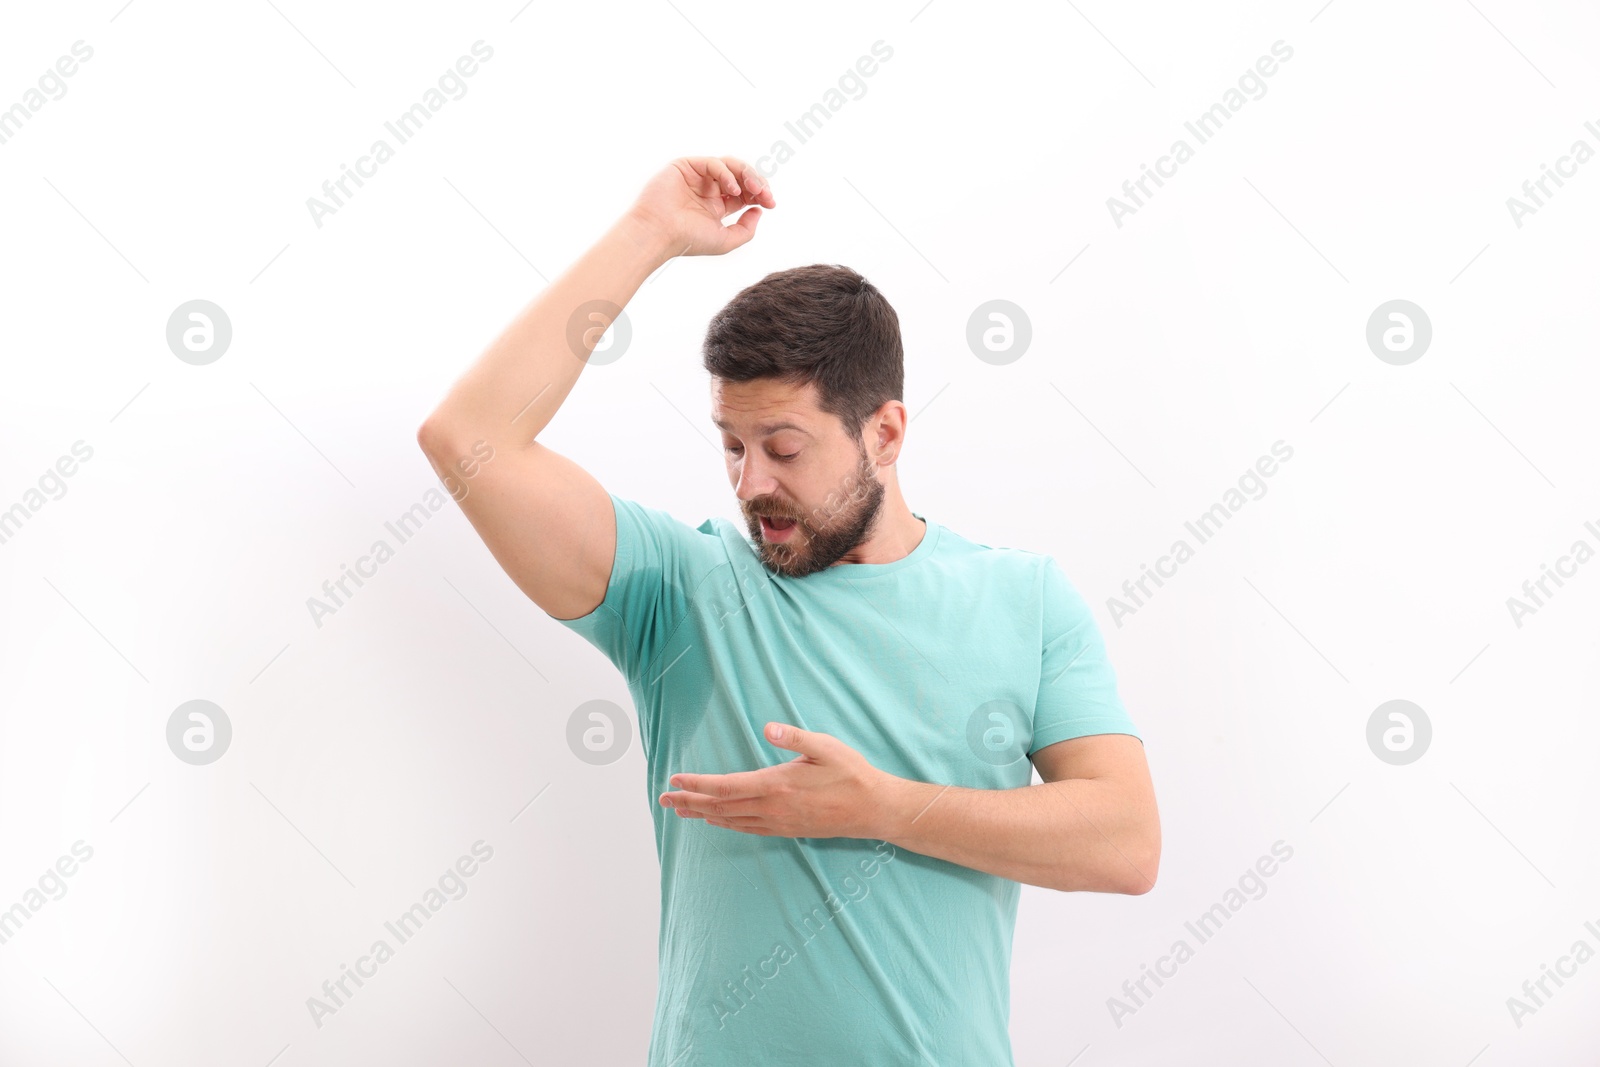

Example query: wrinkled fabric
[550,493,1140,1066]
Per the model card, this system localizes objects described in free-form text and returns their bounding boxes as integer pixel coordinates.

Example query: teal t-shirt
[550,493,1140,1066]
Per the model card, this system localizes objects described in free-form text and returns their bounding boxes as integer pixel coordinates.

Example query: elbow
[1048,840,1159,896]
[416,414,458,459]
[1120,837,1161,896]
[416,416,440,456]
[420,412,511,464]
[1120,867,1158,896]
[1105,833,1160,896]
[1113,801,1162,896]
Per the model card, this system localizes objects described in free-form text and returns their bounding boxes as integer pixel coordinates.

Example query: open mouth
[758,514,798,541]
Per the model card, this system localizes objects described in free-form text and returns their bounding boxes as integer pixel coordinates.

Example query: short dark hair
[701,263,903,439]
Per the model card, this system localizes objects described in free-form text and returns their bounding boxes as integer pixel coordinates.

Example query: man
[418,154,1160,1066]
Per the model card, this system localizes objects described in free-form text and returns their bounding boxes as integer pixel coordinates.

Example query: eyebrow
[711,417,812,437]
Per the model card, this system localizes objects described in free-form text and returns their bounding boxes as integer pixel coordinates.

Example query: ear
[871,400,908,465]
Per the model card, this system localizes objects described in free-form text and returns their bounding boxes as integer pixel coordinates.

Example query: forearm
[872,775,1157,894]
[420,211,678,454]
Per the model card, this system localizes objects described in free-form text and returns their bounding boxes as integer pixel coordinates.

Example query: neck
[830,488,925,566]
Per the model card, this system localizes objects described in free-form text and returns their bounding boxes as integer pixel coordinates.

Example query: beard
[743,446,886,578]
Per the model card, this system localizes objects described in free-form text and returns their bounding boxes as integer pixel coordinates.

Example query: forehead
[709,378,819,435]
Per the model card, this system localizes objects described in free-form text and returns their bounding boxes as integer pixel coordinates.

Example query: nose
[731,452,777,505]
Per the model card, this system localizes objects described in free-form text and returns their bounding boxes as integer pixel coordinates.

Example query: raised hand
[627,154,777,258]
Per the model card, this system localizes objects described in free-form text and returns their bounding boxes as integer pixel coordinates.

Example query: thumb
[717,206,761,252]
[764,721,825,756]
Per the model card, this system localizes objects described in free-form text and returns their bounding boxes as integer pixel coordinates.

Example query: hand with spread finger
[658,722,894,840]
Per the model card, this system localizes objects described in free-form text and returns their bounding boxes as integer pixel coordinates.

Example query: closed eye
[725,446,799,461]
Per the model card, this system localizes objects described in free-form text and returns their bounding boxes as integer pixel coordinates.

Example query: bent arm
[872,734,1159,894]
[413,156,771,620]
[413,213,675,620]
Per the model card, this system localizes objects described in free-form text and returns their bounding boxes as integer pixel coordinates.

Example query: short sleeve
[1028,555,1140,755]
[546,492,723,684]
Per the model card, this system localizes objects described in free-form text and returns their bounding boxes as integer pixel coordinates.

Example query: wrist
[867,773,926,844]
[612,209,683,269]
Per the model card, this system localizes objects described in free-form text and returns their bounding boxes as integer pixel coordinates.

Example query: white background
[1,0,1597,1064]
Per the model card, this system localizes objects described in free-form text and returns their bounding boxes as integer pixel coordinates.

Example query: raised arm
[415,155,775,619]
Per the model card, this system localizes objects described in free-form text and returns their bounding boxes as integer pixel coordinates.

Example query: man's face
[710,377,886,578]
